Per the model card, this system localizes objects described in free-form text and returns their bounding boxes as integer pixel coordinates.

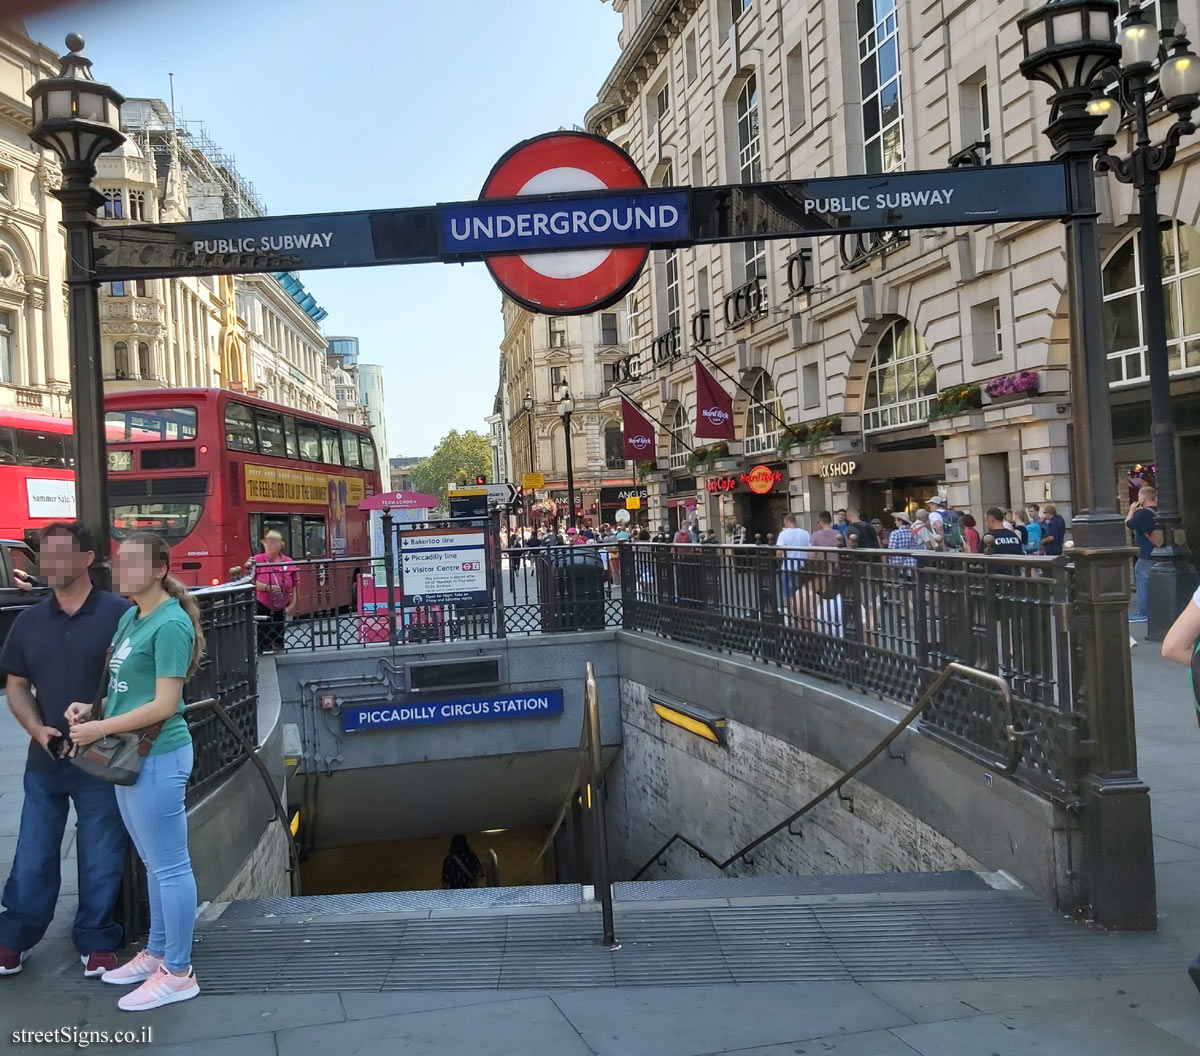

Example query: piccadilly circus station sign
[87,131,1079,318]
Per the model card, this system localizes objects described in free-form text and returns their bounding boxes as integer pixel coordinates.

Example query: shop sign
[343,688,565,732]
[819,459,859,478]
[744,465,782,494]
[706,475,737,493]
[600,486,648,505]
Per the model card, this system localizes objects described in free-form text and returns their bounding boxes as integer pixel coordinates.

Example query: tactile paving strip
[49,891,1190,995]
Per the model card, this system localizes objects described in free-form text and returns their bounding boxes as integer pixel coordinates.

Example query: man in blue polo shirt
[0,522,130,978]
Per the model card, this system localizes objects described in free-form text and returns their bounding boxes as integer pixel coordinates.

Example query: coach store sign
[706,464,784,494]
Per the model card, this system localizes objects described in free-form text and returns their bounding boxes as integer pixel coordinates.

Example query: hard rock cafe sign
[706,464,782,495]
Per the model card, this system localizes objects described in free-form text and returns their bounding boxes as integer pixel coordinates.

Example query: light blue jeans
[114,743,196,973]
[1133,556,1154,620]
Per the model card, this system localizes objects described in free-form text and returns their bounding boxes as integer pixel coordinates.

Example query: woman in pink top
[234,530,297,654]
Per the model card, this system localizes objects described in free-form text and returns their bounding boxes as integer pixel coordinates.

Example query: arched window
[101,188,123,219]
[604,424,625,469]
[128,190,146,221]
[744,373,781,455]
[862,320,936,432]
[735,75,766,287]
[669,405,692,469]
[859,0,904,174]
[113,342,129,379]
[137,342,152,380]
[1102,221,1200,385]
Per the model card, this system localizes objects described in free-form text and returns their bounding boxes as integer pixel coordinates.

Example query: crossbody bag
[69,645,163,786]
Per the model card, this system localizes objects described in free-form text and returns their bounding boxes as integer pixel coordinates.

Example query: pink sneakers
[81,951,118,977]
[118,964,199,1011]
[101,949,163,986]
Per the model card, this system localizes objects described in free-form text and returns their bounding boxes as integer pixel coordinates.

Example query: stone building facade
[501,296,642,527]
[0,22,69,418]
[586,0,1200,542]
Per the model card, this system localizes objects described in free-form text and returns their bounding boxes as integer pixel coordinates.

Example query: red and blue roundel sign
[479,132,650,315]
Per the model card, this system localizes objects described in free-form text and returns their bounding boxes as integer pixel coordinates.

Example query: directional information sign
[342,688,565,733]
[399,527,488,605]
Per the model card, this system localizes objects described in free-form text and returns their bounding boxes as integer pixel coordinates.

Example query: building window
[731,0,752,21]
[137,341,152,379]
[135,278,147,297]
[859,0,904,174]
[101,188,123,219]
[110,281,126,297]
[550,365,567,393]
[600,313,619,345]
[786,46,806,130]
[978,82,992,164]
[802,362,821,409]
[685,32,698,84]
[970,300,1003,364]
[605,424,626,469]
[0,167,11,202]
[128,189,146,221]
[658,165,682,334]
[744,372,781,455]
[549,316,567,348]
[1119,0,1178,33]
[655,82,670,121]
[113,341,129,379]
[670,405,693,469]
[863,320,936,432]
[736,75,766,287]
[0,311,13,385]
[1103,220,1200,384]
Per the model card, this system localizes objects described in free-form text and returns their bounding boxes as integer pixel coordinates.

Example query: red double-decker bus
[104,389,381,598]
[0,410,76,548]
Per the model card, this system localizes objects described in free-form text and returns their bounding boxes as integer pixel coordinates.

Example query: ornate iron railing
[619,542,1081,804]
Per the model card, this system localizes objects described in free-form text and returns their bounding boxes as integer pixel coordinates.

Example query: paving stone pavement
[0,624,1199,1054]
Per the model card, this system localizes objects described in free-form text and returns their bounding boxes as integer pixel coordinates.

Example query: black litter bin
[536,547,606,631]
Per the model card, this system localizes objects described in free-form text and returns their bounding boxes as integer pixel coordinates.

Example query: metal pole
[1051,86,1154,929]
[381,509,398,647]
[564,409,577,530]
[491,503,506,639]
[526,410,535,529]
[584,662,617,949]
[57,171,111,589]
[1123,86,1199,640]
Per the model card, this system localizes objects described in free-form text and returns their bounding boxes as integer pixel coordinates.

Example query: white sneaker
[102,949,164,985]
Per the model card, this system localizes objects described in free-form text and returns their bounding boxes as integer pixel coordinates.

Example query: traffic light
[475,474,487,485]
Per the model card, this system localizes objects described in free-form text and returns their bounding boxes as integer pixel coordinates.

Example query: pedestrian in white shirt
[775,512,812,607]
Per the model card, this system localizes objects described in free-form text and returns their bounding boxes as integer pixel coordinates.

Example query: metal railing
[522,661,618,947]
[631,661,1015,881]
[619,542,1078,802]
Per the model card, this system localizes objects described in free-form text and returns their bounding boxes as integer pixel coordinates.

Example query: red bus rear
[103,389,381,601]
[0,411,76,547]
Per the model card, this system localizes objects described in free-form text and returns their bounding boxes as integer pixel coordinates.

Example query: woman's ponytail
[163,575,206,679]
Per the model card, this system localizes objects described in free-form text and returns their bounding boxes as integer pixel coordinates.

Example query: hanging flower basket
[777,423,810,458]
[804,416,842,456]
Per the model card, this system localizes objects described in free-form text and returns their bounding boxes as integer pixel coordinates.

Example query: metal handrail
[184,696,302,897]
[630,662,1016,882]
[519,660,618,948]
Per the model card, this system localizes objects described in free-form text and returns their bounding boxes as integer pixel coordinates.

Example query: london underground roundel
[480,132,649,315]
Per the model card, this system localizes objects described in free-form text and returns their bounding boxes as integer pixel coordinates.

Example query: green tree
[410,429,493,507]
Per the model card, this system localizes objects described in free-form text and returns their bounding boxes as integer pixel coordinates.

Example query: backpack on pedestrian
[940,509,965,552]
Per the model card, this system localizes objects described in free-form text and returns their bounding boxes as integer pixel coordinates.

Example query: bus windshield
[105,407,198,443]
[110,501,204,542]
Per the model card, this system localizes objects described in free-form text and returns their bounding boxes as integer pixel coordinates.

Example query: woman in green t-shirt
[68,532,205,1011]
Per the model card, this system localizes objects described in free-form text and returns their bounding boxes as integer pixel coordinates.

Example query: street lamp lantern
[28,34,125,171]
[27,35,126,588]
[522,390,534,414]
[556,382,574,417]
[1019,0,1120,96]
[1115,1,1160,72]
[1160,29,1200,112]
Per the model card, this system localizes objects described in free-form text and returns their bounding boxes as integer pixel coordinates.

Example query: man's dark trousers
[0,761,127,954]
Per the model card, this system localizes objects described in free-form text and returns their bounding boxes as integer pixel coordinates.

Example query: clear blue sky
[26,0,622,460]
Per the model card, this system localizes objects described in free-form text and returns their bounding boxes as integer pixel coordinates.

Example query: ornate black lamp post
[557,382,577,530]
[1088,2,1200,640]
[1020,0,1156,931]
[28,35,125,587]
[523,389,535,528]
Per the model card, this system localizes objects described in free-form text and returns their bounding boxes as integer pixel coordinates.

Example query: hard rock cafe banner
[621,398,656,461]
[693,359,734,439]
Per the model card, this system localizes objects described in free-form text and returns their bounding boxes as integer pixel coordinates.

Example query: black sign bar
[90,161,1073,282]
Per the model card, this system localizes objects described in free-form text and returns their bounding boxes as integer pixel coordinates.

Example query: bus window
[15,428,69,468]
[224,403,257,452]
[359,435,376,471]
[296,421,320,461]
[255,410,285,457]
[320,426,342,466]
[110,501,203,542]
[290,514,304,557]
[302,516,327,558]
[341,430,361,468]
[0,427,15,465]
[281,415,300,460]
[104,407,197,442]
[250,513,292,554]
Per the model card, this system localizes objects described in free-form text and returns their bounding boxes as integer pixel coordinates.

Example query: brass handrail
[184,696,303,897]
[630,662,1016,882]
